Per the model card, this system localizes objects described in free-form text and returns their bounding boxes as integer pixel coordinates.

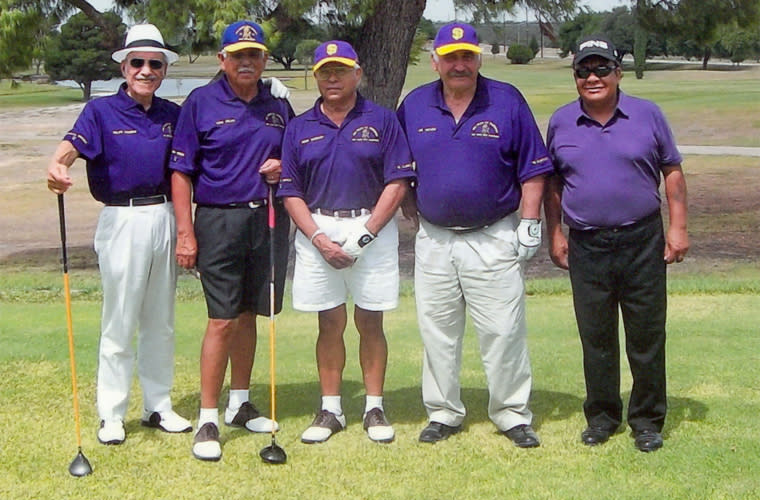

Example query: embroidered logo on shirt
[531,155,550,165]
[351,126,380,143]
[214,118,237,126]
[162,122,173,138]
[416,126,437,133]
[300,135,325,145]
[112,129,138,135]
[265,112,286,129]
[471,121,499,139]
[171,149,185,158]
[397,161,416,171]
[64,132,88,144]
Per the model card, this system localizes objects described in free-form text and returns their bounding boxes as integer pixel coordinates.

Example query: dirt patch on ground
[1,104,758,278]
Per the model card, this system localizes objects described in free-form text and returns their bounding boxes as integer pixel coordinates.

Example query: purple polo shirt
[278,94,416,210]
[547,91,682,230]
[397,75,552,228]
[64,83,180,204]
[169,76,294,205]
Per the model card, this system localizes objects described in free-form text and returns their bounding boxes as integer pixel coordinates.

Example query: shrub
[507,44,534,64]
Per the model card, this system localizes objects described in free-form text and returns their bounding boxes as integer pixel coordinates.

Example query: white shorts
[292,213,399,312]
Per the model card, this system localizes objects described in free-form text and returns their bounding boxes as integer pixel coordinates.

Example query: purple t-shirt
[64,83,180,204]
[547,92,682,230]
[278,94,416,210]
[397,75,552,228]
[169,76,294,205]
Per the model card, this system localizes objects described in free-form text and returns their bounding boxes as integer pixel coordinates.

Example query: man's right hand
[312,233,355,269]
[548,233,569,270]
[176,230,198,270]
[47,162,73,194]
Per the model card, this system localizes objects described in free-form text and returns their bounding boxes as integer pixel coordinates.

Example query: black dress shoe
[503,424,540,448]
[419,422,461,443]
[581,426,613,446]
[634,429,663,452]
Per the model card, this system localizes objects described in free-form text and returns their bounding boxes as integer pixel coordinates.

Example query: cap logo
[326,43,338,55]
[236,24,258,41]
[452,27,464,40]
[579,40,608,51]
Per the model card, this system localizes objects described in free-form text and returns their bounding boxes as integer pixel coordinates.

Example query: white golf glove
[516,218,542,262]
[262,77,290,99]
[341,226,376,259]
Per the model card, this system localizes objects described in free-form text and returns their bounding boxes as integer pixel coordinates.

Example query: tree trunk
[633,0,646,79]
[701,47,711,69]
[354,0,426,110]
[81,81,92,101]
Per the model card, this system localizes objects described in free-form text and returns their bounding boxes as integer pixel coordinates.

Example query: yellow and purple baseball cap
[433,22,482,56]
[313,40,359,72]
[221,21,268,53]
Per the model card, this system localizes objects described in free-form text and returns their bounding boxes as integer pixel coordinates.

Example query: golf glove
[516,218,542,262]
[262,77,290,99]
[342,226,376,259]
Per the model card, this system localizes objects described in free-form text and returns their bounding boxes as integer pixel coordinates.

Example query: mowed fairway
[1,55,759,499]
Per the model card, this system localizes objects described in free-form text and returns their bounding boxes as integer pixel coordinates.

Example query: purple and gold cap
[313,40,359,72]
[433,22,481,56]
[221,21,267,53]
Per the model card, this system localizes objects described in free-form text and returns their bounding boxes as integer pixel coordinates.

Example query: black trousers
[568,211,667,433]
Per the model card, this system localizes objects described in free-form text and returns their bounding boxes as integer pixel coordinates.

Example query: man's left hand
[665,226,689,264]
[262,77,290,99]
[342,226,376,259]
[259,158,282,184]
[516,218,542,262]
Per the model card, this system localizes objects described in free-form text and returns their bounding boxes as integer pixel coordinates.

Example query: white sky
[423,0,629,21]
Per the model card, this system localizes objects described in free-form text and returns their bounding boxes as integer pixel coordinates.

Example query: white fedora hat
[112,23,179,64]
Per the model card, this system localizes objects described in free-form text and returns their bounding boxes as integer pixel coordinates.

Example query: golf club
[58,194,93,477]
[259,185,287,465]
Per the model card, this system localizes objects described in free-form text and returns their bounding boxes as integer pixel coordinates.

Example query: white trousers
[93,202,177,421]
[414,213,533,431]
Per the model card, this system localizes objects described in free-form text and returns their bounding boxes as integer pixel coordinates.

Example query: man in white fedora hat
[47,23,192,446]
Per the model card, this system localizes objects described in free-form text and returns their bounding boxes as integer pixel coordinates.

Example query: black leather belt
[199,199,267,209]
[107,194,168,207]
[314,208,372,218]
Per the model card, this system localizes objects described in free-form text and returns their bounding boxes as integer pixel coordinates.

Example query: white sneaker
[224,401,279,433]
[141,409,192,433]
[363,407,395,443]
[98,419,125,445]
[192,422,221,461]
[301,410,346,443]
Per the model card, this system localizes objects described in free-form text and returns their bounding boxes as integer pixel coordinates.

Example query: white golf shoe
[141,409,192,433]
[301,410,346,443]
[192,422,222,461]
[97,419,125,445]
[224,401,278,433]
[363,407,395,443]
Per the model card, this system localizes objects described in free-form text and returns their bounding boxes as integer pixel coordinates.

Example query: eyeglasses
[226,50,265,61]
[574,65,616,79]
[129,58,164,70]
[315,66,354,81]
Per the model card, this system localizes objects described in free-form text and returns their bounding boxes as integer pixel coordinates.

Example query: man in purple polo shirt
[397,22,551,448]
[544,35,689,452]
[47,24,192,446]
[170,20,294,461]
[278,40,415,444]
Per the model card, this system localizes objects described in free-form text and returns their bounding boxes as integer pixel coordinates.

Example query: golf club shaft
[58,194,84,449]
[267,186,277,436]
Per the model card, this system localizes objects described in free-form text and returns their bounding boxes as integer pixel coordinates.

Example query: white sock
[198,408,219,428]
[321,395,342,416]
[228,389,249,411]
[365,395,384,414]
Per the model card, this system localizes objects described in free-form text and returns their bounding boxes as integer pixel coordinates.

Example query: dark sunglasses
[574,65,616,79]
[129,58,164,70]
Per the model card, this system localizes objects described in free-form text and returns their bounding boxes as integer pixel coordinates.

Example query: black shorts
[194,201,290,319]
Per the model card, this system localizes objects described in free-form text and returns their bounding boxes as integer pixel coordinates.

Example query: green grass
[1,271,759,499]
[0,80,84,107]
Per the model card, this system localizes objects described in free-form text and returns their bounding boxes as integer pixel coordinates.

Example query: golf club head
[259,443,287,465]
[69,450,93,477]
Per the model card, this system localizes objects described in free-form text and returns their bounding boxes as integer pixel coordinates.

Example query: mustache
[447,70,473,78]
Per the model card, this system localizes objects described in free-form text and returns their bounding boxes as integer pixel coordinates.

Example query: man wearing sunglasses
[545,35,689,452]
[170,20,294,461]
[47,24,192,446]
[397,22,552,449]
[278,40,415,444]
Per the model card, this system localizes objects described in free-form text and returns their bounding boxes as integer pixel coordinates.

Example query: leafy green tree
[507,43,534,63]
[295,38,321,66]
[0,1,43,78]
[44,11,125,100]
[491,40,501,54]
[528,34,539,55]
